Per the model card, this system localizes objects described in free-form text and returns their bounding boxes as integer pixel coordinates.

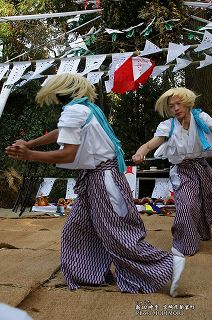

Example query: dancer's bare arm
[14,129,59,149]
[5,142,78,164]
[132,136,165,164]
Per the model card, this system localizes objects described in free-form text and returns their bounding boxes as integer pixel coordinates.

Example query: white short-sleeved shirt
[56,104,116,169]
[154,111,212,164]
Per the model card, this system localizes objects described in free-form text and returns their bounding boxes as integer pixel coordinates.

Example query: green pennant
[165,23,173,30]
[188,32,194,40]
[112,33,117,41]
[126,29,135,38]
[90,34,96,44]
[144,26,152,37]
[84,37,91,46]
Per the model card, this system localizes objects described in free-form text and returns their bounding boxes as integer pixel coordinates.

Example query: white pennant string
[197,54,212,69]
[194,30,212,52]
[65,178,77,199]
[150,65,170,78]
[106,52,133,92]
[105,28,124,34]
[0,83,12,118]
[184,2,212,9]
[104,80,113,93]
[199,22,212,31]
[5,62,31,85]
[172,58,192,72]
[57,57,80,74]
[27,60,54,82]
[132,57,153,81]
[166,43,190,64]
[139,40,162,57]
[87,71,104,84]
[81,54,106,76]
[69,35,88,51]
[0,64,10,81]
[36,178,56,197]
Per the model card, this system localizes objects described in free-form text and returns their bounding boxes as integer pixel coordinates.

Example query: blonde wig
[155,87,198,117]
[36,73,97,106]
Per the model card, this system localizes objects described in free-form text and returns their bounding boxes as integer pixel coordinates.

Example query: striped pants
[171,158,212,256]
[61,160,173,293]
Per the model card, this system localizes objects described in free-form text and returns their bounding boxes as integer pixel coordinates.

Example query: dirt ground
[0,209,211,320]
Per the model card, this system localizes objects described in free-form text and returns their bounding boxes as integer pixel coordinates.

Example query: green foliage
[0,80,60,171]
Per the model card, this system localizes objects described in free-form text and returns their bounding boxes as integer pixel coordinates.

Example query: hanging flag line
[3,43,200,68]
[4,15,102,63]
[0,9,103,22]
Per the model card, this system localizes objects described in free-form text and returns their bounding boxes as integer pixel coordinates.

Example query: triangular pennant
[5,62,31,85]
[87,71,104,84]
[132,57,154,81]
[36,178,56,197]
[197,54,212,69]
[112,57,135,94]
[166,43,190,64]
[57,57,80,74]
[112,56,154,94]
[0,83,12,118]
[139,40,162,57]
[122,22,144,32]
[65,178,77,199]
[107,52,133,90]
[150,65,170,78]
[104,80,113,93]
[81,54,106,75]
[105,28,123,34]
[199,22,212,31]
[172,58,192,72]
[194,30,212,52]
[69,35,88,51]
[25,59,54,83]
[0,64,10,81]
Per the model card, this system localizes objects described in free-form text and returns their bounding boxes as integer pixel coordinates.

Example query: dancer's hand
[5,142,31,161]
[13,139,29,147]
[132,152,146,164]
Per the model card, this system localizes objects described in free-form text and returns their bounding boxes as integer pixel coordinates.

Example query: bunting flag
[69,35,88,51]
[112,56,154,94]
[122,22,144,32]
[139,40,162,57]
[87,71,104,84]
[150,65,170,78]
[24,59,54,83]
[81,54,106,75]
[172,58,192,72]
[124,166,137,198]
[106,52,133,93]
[166,43,190,64]
[5,62,31,85]
[184,2,212,9]
[0,83,12,117]
[194,30,212,52]
[36,178,56,197]
[199,22,212,31]
[57,57,80,74]
[105,28,124,35]
[197,54,212,69]
[0,64,10,81]
[65,178,77,199]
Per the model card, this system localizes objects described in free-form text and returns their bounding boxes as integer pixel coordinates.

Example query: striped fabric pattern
[172,158,212,256]
[61,159,173,293]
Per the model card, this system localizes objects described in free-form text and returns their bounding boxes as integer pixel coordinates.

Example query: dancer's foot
[170,255,185,297]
